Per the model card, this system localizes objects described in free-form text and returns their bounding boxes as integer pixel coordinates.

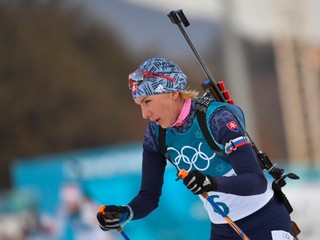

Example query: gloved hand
[183,170,217,195]
[97,205,133,231]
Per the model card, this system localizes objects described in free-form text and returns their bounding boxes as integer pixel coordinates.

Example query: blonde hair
[180,90,199,99]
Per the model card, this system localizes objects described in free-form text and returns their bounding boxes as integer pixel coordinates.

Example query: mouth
[155,118,160,125]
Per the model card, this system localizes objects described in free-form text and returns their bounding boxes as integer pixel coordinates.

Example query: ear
[172,92,179,100]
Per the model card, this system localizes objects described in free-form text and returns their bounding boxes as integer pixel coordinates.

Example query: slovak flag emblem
[132,84,137,97]
[227,121,239,132]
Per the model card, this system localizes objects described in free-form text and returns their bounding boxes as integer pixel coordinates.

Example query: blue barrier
[11,143,210,240]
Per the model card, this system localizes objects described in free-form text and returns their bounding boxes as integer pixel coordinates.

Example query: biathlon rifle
[167,9,301,238]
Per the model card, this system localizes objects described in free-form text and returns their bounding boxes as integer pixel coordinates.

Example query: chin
[159,123,168,128]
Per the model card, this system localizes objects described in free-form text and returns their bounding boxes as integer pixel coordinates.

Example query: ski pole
[98,205,131,240]
[178,169,251,240]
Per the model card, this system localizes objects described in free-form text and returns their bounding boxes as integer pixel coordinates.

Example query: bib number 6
[211,195,230,215]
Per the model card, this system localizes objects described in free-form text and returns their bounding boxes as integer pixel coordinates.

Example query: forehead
[134,93,170,105]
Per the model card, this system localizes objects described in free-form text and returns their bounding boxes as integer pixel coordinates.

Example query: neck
[172,98,192,127]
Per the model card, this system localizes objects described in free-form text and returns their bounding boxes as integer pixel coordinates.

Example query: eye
[144,99,151,104]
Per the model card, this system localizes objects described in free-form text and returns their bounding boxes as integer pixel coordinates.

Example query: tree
[0,0,146,189]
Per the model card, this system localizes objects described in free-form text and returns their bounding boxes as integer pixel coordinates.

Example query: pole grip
[177,169,189,179]
[98,205,130,239]
[178,169,209,199]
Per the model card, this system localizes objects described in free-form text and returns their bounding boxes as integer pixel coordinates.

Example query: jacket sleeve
[209,107,268,196]
[128,123,167,220]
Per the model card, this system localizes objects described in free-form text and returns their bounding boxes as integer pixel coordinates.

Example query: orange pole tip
[98,205,106,214]
[178,169,189,179]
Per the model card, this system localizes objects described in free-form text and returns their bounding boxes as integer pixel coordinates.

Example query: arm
[209,107,268,196]
[97,124,166,231]
[128,123,167,219]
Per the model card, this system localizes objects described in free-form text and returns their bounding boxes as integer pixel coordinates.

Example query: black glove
[183,170,217,195]
[97,205,133,231]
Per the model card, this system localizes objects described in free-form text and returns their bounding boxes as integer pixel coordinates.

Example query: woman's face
[134,92,182,128]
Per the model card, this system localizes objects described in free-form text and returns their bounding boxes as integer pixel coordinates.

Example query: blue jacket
[128,98,272,223]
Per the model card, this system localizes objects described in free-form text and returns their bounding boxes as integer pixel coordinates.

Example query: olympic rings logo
[167,142,216,171]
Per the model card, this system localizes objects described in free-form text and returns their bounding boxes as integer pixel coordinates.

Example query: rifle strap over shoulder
[195,97,226,158]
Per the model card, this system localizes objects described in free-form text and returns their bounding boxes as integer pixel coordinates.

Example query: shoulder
[193,96,246,138]
[194,96,244,120]
[207,101,245,126]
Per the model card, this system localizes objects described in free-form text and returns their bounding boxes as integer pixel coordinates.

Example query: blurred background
[0,0,319,239]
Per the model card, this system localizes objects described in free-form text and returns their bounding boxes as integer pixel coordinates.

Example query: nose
[141,107,152,119]
[141,106,151,119]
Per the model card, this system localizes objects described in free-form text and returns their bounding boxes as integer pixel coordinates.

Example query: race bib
[271,230,294,240]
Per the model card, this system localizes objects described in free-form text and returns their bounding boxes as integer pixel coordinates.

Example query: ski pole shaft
[117,227,131,240]
[178,169,251,240]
